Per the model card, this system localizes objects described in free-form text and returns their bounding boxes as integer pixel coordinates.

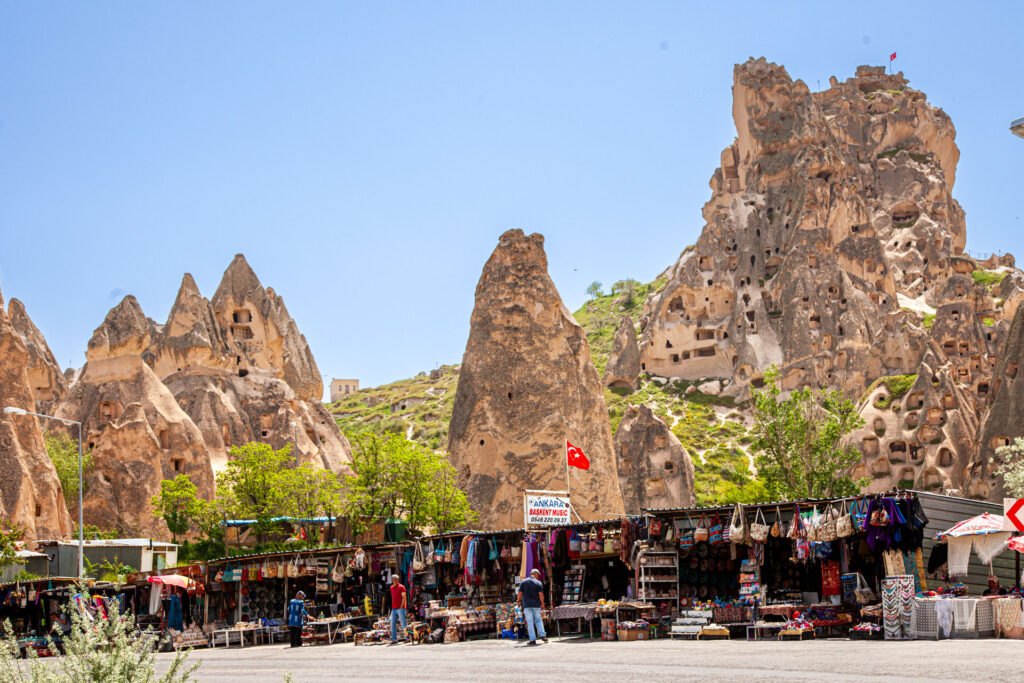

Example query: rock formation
[0,289,73,540]
[603,316,642,390]
[448,229,625,527]
[8,299,67,414]
[614,405,695,513]
[52,255,351,535]
[638,59,1024,501]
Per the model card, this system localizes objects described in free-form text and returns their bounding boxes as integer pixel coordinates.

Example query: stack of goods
[697,623,730,640]
[593,599,619,616]
[616,619,650,641]
[170,625,210,649]
[561,566,585,604]
[850,622,883,640]
[600,618,617,641]
[777,615,815,640]
[739,559,761,604]
[495,603,518,638]
[677,544,738,605]
[669,609,713,639]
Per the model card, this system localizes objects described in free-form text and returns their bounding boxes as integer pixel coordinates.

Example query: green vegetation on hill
[572,277,665,374]
[972,269,1007,289]
[864,373,917,409]
[328,366,460,450]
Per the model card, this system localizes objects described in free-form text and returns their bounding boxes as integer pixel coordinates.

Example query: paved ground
[156,636,1024,682]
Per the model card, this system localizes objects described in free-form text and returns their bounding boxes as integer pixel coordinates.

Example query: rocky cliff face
[448,230,625,527]
[0,291,73,540]
[8,299,68,414]
[640,59,1024,501]
[603,316,642,390]
[51,255,351,536]
[614,404,695,513]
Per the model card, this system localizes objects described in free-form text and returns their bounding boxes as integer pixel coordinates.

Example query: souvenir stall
[546,520,631,638]
[902,513,1023,640]
[0,577,79,657]
[647,492,935,640]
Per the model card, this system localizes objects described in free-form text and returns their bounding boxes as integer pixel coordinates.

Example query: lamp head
[4,407,28,416]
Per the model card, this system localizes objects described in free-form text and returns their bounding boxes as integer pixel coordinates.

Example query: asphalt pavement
[156,635,1024,682]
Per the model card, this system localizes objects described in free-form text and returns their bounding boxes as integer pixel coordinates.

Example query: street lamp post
[4,406,84,580]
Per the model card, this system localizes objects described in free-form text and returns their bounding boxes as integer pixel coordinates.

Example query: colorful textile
[882,575,913,640]
[820,560,841,596]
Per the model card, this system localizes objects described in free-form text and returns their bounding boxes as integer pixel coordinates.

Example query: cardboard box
[616,628,648,641]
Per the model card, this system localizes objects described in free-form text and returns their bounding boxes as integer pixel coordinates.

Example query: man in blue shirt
[287,590,311,648]
[516,569,548,645]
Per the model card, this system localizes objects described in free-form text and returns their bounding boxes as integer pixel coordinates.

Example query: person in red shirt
[389,574,408,643]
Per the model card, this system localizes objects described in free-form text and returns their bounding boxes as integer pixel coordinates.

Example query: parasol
[147,574,193,589]
[934,513,1007,540]
[1008,536,1024,553]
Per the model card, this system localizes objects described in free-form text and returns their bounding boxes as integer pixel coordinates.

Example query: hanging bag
[568,531,581,554]
[413,543,426,572]
[331,556,345,583]
[728,503,749,545]
[693,514,710,543]
[836,501,855,538]
[819,504,838,542]
[851,498,868,531]
[853,573,876,604]
[677,515,695,550]
[426,540,436,566]
[708,514,725,545]
[749,507,770,543]
[787,505,803,540]
[806,506,820,542]
[769,506,782,538]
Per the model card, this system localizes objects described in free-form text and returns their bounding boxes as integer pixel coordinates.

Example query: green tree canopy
[751,367,867,500]
[344,432,475,534]
[0,523,25,572]
[216,442,296,541]
[43,431,94,511]
[995,437,1024,498]
[151,474,203,543]
[585,281,603,299]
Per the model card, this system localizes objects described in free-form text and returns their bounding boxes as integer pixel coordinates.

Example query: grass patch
[573,277,666,375]
[865,374,917,409]
[922,313,935,330]
[972,269,1007,289]
[983,317,995,327]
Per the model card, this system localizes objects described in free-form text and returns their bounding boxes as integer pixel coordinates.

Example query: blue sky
[2,2,1022,393]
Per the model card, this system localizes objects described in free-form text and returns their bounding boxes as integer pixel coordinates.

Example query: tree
[0,593,196,682]
[585,281,603,299]
[278,465,345,542]
[151,474,203,543]
[751,367,867,500]
[995,437,1024,497]
[43,431,94,510]
[0,523,25,572]
[611,278,639,307]
[216,442,295,543]
[343,432,476,534]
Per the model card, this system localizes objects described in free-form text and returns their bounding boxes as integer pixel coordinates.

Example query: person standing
[517,568,548,645]
[287,590,311,648]
[389,574,408,644]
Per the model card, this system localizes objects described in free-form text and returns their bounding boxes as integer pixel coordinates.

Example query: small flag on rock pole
[889,52,896,74]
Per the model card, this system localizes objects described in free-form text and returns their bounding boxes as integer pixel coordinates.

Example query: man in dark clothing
[517,569,547,645]
[287,590,311,647]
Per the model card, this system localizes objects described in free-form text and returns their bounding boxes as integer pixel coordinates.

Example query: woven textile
[882,575,914,640]
[995,597,1023,637]
[947,536,972,577]
[936,598,953,638]
[973,532,1010,565]
[952,598,977,636]
[882,549,906,577]
[909,598,939,640]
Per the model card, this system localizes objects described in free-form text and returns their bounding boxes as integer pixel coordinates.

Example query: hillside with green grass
[327,278,764,505]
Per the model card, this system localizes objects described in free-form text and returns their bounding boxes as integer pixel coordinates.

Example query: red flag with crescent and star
[566,440,590,470]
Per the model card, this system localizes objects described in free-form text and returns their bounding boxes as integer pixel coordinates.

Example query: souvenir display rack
[637,550,678,602]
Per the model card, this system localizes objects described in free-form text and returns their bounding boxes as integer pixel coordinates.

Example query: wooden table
[211,627,266,648]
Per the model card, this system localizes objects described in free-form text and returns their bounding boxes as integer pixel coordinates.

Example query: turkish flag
[566,440,590,470]
[890,52,897,61]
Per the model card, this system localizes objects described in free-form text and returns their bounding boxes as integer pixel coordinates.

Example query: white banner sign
[525,494,572,526]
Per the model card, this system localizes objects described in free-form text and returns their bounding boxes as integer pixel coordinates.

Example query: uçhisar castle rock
[640,59,1024,501]
[49,255,351,536]
[0,291,73,541]
[448,230,625,528]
